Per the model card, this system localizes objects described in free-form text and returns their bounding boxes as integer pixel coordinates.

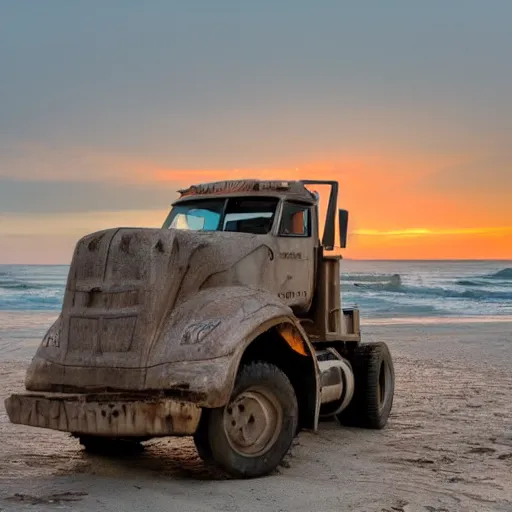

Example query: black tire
[193,410,214,464]
[337,342,395,429]
[204,362,298,478]
[78,435,146,455]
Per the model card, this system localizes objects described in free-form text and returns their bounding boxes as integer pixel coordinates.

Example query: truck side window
[279,202,311,237]
[223,198,279,234]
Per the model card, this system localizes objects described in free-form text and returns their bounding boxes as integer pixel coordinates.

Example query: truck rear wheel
[337,342,394,429]
[201,362,298,478]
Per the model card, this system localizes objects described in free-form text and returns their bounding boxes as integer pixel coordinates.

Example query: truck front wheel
[199,362,298,478]
[337,342,395,429]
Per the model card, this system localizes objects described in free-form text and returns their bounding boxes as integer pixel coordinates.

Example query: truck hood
[26,227,280,392]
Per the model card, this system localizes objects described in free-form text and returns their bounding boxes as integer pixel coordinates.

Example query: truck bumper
[4,392,202,437]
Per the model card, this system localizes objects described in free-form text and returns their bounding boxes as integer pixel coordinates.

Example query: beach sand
[1,321,511,511]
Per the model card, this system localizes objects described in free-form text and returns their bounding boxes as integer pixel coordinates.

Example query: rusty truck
[5,179,395,478]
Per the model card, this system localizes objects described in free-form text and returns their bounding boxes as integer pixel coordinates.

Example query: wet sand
[1,321,511,511]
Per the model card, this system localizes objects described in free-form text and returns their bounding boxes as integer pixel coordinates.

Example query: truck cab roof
[176,180,319,205]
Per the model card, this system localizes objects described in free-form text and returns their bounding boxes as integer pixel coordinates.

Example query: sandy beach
[1,320,511,512]
[0,322,512,512]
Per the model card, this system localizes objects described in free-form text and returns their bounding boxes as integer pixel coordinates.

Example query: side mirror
[339,209,349,248]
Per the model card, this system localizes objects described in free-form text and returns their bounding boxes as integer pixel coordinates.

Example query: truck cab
[163,181,318,313]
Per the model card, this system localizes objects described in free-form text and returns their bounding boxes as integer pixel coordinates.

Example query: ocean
[1,261,511,359]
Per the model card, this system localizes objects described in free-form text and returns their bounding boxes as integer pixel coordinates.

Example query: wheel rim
[377,359,392,410]
[223,387,283,458]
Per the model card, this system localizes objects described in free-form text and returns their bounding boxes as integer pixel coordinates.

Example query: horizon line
[1,258,511,266]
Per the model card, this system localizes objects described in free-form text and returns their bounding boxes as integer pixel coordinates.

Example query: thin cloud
[0,209,169,237]
[354,227,512,237]
[0,141,463,185]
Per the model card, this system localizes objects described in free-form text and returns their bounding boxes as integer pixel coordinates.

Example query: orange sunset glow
[2,155,510,263]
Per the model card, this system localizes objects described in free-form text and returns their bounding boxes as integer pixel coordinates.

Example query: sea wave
[355,285,510,300]
[370,303,441,316]
[0,295,63,311]
[399,285,511,300]
[344,273,400,284]
[0,280,58,291]
[482,268,512,280]
[455,279,488,287]
[348,276,512,300]
[0,267,66,311]
[342,268,512,305]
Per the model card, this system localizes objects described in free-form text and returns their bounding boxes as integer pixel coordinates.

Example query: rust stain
[85,287,101,308]
[119,234,132,253]
[178,180,293,197]
[87,234,105,252]
[155,239,165,252]
[5,393,201,436]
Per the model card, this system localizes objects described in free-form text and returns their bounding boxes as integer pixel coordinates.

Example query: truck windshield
[163,197,278,234]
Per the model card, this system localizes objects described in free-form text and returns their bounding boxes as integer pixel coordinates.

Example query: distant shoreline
[362,315,512,326]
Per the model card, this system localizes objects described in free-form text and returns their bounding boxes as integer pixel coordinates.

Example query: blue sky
[1,1,511,262]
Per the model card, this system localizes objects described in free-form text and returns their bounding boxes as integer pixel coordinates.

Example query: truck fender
[145,286,320,429]
[228,315,321,432]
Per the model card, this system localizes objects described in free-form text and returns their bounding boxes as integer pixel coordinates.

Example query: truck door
[274,200,316,313]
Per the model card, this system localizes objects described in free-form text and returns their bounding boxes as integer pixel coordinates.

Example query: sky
[1,0,511,263]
